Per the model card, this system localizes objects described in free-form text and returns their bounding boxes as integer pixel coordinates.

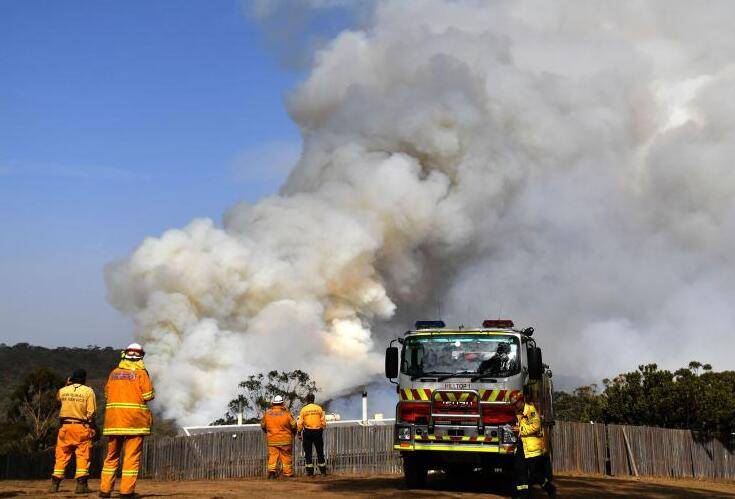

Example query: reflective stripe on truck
[395,443,514,453]
[399,388,522,402]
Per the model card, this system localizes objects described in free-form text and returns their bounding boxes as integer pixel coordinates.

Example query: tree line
[554,361,735,438]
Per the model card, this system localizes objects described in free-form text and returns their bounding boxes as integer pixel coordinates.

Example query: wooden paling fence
[3,421,735,481]
[549,421,607,475]
[141,423,400,480]
[607,424,735,480]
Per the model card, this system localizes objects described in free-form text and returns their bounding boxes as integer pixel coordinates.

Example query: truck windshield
[401,335,521,378]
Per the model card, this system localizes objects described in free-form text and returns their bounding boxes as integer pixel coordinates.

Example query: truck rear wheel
[446,464,473,482]
[403,455,427,489]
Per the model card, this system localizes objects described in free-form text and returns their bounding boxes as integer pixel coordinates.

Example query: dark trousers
[302,429,326,469]
[514,439,555,497]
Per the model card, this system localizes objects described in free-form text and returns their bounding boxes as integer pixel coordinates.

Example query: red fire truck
[385,320,554,487]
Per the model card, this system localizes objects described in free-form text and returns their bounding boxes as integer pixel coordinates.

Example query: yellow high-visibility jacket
[58,383,97,422]
[261,405,296,447]
[297,403,326,431]
[103,359,155,436]
[517,402,546,458]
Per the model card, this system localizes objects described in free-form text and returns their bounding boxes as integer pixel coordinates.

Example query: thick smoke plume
[107,0,735,424]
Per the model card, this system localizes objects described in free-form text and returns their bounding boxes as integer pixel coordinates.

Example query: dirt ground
[2,473,735,498]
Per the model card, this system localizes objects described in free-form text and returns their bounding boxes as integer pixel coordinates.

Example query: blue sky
[0,1,354,347]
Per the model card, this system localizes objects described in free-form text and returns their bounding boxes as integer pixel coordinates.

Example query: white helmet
[272,395,284,405]
[124,342,145,360]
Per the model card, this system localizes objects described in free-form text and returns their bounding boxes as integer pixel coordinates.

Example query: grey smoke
[244,0,373,69]
[107,0,735,424]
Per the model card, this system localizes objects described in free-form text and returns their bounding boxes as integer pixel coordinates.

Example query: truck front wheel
[403,454,427,489]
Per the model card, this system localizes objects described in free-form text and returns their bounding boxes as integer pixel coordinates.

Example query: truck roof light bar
[482,319,514,328]
[415,320,446,330]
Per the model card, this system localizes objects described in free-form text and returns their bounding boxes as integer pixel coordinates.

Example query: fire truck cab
[385,320,554,487]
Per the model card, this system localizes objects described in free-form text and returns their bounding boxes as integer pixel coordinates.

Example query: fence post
[621,427,639,477]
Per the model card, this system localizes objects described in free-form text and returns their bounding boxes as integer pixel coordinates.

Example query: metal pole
[362,390,368,422]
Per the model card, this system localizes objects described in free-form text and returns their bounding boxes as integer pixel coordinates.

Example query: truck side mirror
[527,347,543,380]
[385,347,399,379]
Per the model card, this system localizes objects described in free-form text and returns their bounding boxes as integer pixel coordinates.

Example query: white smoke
[106,0,735,424]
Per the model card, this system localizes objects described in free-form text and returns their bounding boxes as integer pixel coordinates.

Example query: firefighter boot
[75,477,90,494]
[306,466,314,477]
[318,463,327,476]
[543,482,557,498]
[50,476,62,492]
[267,471,276,480]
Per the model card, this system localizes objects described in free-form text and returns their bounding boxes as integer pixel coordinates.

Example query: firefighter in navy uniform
[511,392,556,498]
[297,393,327,476]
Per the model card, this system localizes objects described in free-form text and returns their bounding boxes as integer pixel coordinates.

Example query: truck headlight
[397,426,412,440]
[501,426,517,444]
[484,427,499,438]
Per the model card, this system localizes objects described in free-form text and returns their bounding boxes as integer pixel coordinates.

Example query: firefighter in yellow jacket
[50,368,97,493]
[261,395,297,479]
[297,393,327,476]
[99,343,155,498]
[511,392,556,498]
